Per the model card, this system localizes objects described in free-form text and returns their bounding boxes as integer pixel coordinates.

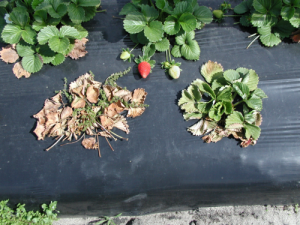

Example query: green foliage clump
[0,200,58,225]
[178,60,267,147]
[120,0,213,62]
[0,0,101,73]
[234,0,298,47]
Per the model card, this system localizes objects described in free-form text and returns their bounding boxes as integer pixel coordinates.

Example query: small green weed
[94,213,122,225]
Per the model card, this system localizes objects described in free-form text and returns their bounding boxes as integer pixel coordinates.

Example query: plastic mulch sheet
[0,0,300,216]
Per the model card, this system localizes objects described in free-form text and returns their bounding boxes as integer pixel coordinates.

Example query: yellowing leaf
[200,60,224,83]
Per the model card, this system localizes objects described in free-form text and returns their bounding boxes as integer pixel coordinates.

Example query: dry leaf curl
[0,45,19,64]
[13,62,31,79]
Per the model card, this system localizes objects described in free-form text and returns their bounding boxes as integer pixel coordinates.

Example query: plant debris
[178,61,267,147]
[0,45,18,63]
[33,67,148,157]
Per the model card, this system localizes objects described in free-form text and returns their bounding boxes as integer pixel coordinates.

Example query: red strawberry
[135,55,155,79]
[138,61,151,78]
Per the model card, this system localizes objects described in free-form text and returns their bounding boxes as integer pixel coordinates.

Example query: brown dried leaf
[113,115,129,134]
[131,88,147,104]
[241,139,256,148]
[71,85,85,98]
[104,100,125,117]
[67,38,88,60]
[100,115,114,130]
[13,62,31,79]
[71,96,86,109]
[49,123,64,137]
[82,137,98,149]
[61,106,73,120]
[33,121,46,140]
[114,89,132,102]
[86,85,99,103]
[255,112,262,126]
[0,46,19,63]
[69,73,101,93]
[103,85,117,101]
[45,112,60,127]
[127,107,145,118]
[98,131,113,138]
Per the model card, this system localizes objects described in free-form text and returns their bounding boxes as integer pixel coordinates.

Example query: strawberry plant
[178,61,268,147]
[0,0,102,78]
[119,0,213,76]
[234,0,299,48]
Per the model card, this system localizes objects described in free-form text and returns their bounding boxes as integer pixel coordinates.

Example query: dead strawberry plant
[33,67,148,157]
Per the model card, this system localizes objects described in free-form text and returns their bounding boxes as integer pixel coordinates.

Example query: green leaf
[251,13,278,27]
[124,11,147,34]
[245,95,263,111]
[22,54,43,73]
[259,31,281,47]
[155,37,169,51]
[245,112,256,124]
[178,89,194,106]
[216,87,232,102]
[119,3,138,15]
[73,25,88,39]
[68,3,85,24]
[243,104,250,114]
[181,39,200,60]
[253,0,282,16]
[195,101,213,114]
[31,0,43,10]
[273,20,296,39]
[37,44,56,64]
[173,1,193,16]
[171,45,181,57]
[223,101,233,114]
[137,31,149,45]
[140,5,159,22]
[16,41,35,57]
[164,15,180,35]
[51,53,65,66]
[244,123,261,140]
[130,33,139,44]
[37,25,60,44]
[233,82,250,99]
[183,112,203,121]
[281,6,295,20]
[193,6,213,24]
[0,1,8,7]
[144,20,164,42]
[289,8,300,27]
[211,77,227,90]
[60,25,80,38]
[178,13,197,33]
[225,111,244,129]
[240,14,252,27]
[48,36,70,53]
[77,0,100,7]
[156,0,173,13]
[21,25,37,45]
[188,84,201,101]
[1,24,23,44]
[142,43,155,58]
[209,102,224,121]
[223,69,240,82]
[252,88,268,98]
[241,69,259,91]
[48,4,68,19]
[82,6,96,22]
[9,7,29,28]
[234,1,250,14]
[198,82,216,99]
[33,10,47,23]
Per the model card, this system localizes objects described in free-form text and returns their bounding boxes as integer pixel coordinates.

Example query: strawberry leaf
[281,5,295,20]
[244,123,261,140]
[259,27,281,47]
[51,53,65,66]
[22,54,43,73]
[142,43,155,58]
[82,6,97,22]
[180,39,200,60]
[251,13,278,27]
[73,25,88,39]
[223,69,240,82]
[140,5,159,22]
[225,111,244,128]
[155,37,169,51]
[9,7,29,28]
[48,4,67,19]
[37,26,60,45]
[252,88,268,98]
[253,0,282,16]
[164,15,180,35]
[124,11,147,34]
[67,3,85,24]
[48,36,70,54]
[173,1,193,16]
[234,1,251,14]
[233,82,250,100]
[1,24,23,44]
[241,69,259,91]
[216,87,232,102]
[144,20,164,42]
[178,12,197,33]
[21,25,37,45]
[289,8,300,27]
[171,45,181,57]
[193,6,213,24]
[137,31,149,45]
[245,95,263,111]
[77,0,100,7]
[201,60,224,84]
[37,44,56,64]
[60,25,80,39]
[119,3,138,15]
[16,41,35,57]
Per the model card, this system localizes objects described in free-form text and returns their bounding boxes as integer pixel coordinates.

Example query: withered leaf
[0,45,19,64]
[114,89,132,102]
[86,85,99,103]
[67,38,88,60]
[82,137,98,149]
[103,85,117,101]
[69,73,101,93]
[33,121,46,140]
[61,107,73,120]
[71,85,85,98]
[127,107,145,118]
[131,88,147,104]
[100,115,114,130]
[13,62,31,79]
[104,100,125,117]
[71,96,86,108]
[113,115,129,134]
[98,131,113,138]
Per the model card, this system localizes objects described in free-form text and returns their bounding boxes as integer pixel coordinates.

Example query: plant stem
[232,92,237,100]
[248,33,258,38]
[130,43,139,52]
[110,130,128,141]
[233,22,240,24]
[246,35,260,49]
[149,0,155,7]
[105,136,114,151]
[46,135,65,151]
[60,134,85,146]
[223,15,240,17]
[233,100,244,107]
[112,16,124,20]
[97,9,106,12]
[96,134,101,158]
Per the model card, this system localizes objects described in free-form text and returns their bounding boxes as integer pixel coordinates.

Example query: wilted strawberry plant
[33,67,148,157]
[119,0,213,78]
[233,0,299,48]
[0,0,103,78]
[178,61,267,147]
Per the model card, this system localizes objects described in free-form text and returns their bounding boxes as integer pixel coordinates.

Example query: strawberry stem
[46,135,65,151]
[246,35,260,49]
[130,43,139,52]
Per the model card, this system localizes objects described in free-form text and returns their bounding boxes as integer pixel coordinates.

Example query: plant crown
[234,0,299,47]
[178,60,268,147]
[0,0,101,73]
[120,0,213,61]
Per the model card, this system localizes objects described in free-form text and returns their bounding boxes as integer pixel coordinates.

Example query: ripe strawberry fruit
[138,61,151,78]
[135,55,155,79]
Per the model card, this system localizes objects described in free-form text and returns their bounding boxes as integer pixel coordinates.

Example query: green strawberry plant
[119,0,213,75]
[0,0,101,75]
[178,61,268,147]
[234,0,299,48]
